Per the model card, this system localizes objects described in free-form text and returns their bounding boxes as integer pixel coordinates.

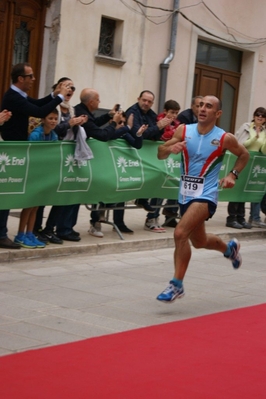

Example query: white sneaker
[155,218,166,232]
[144,218,166,233]
[88,222,104,238]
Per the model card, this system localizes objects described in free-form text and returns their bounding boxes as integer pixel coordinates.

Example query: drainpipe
[158,0,179,112]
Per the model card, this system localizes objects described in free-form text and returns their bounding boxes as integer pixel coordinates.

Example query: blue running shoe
[156,281,185,303]
[225,238,242,269]
[26,232,46,248]
[14,234,37,249]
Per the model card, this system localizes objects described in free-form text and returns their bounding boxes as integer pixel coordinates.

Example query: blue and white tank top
[179,123,227,205]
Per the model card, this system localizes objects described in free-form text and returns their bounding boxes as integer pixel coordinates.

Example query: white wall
[41,0,266,129]
[54,0,162,110]
[39,0,62,98]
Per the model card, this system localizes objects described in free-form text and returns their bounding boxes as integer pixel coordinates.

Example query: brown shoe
[0,237,21,249]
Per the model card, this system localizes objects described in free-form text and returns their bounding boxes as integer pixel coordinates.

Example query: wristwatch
[230,169,239,179]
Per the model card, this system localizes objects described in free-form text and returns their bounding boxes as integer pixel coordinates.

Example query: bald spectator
[56,88,124,240]
[75,88,123,140]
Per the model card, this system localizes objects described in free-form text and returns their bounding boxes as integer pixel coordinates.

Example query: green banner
[0,140,265,209]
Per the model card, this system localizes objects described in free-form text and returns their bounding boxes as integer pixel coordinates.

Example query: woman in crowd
[227,107,266,229]
[242,107,266,227]
[34,77,87,243]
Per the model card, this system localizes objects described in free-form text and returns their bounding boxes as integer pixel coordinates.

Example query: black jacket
[74,102,125,141]
[125,103,163,140]
[1,88,62,141]
[177,108,197,125]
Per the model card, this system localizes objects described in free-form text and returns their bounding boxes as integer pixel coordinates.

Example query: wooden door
[0,0,47,102]
[194,64,241,132]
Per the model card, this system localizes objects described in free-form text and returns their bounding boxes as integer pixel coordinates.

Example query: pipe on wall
[158,0,179,112]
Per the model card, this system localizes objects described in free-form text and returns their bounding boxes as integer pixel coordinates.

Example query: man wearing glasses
[0,62,69,249]
[1,63,68,141]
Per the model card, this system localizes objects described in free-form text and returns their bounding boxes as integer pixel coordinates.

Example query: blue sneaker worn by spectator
[26,232,46,248]
[156,280,185,303]
[224,238,242,269]
[14,233,37,249]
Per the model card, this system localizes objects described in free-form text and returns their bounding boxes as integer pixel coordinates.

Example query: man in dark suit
[177,96,203,125]
[0,62,69,249]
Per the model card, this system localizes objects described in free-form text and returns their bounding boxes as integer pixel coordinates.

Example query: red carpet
[0,304,265,398]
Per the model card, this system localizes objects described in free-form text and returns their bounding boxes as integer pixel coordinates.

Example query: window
[13,21,30,65]
[96,16,126,67]
[98,17,116,57]
[196,40,242,72]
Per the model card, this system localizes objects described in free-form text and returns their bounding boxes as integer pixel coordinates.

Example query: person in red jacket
[159,100,181,142]
[145,100,181,232]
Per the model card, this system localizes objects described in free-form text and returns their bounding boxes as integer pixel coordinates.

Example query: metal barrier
[85,200,180,240]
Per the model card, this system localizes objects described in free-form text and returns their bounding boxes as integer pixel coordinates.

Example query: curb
[1,229,265,263]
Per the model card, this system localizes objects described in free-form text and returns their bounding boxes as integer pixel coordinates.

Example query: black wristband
[230,169,239,179]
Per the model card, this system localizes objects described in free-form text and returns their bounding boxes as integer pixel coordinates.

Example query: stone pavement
[0,202,265,355]
[1,201,266,262]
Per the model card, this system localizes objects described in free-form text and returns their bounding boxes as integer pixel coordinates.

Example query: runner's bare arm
[223,133,250,172]
[157,124,186,160]
[220,133,250,188]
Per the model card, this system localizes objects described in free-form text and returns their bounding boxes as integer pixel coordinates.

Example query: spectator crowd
[0,63,265,251]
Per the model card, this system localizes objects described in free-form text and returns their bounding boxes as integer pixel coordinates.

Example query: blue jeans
[147,198,163,220]
[227,202,246,223]
[146,198,179,220]
[56,204,80,236]
[0,209,9,238]
[250,202,261,222]
[90,204,101,225]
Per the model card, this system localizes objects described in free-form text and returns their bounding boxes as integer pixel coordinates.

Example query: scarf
[57,101,75,124]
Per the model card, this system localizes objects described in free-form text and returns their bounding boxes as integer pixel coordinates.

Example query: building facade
[2,0,266,133]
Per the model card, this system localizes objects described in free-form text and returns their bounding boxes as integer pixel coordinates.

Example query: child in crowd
[28,109,58,141]
[13,110,59,249]
[145,100,181,232]
[159,101,181,142]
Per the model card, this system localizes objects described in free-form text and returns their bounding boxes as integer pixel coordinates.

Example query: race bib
[180,175,204,197]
